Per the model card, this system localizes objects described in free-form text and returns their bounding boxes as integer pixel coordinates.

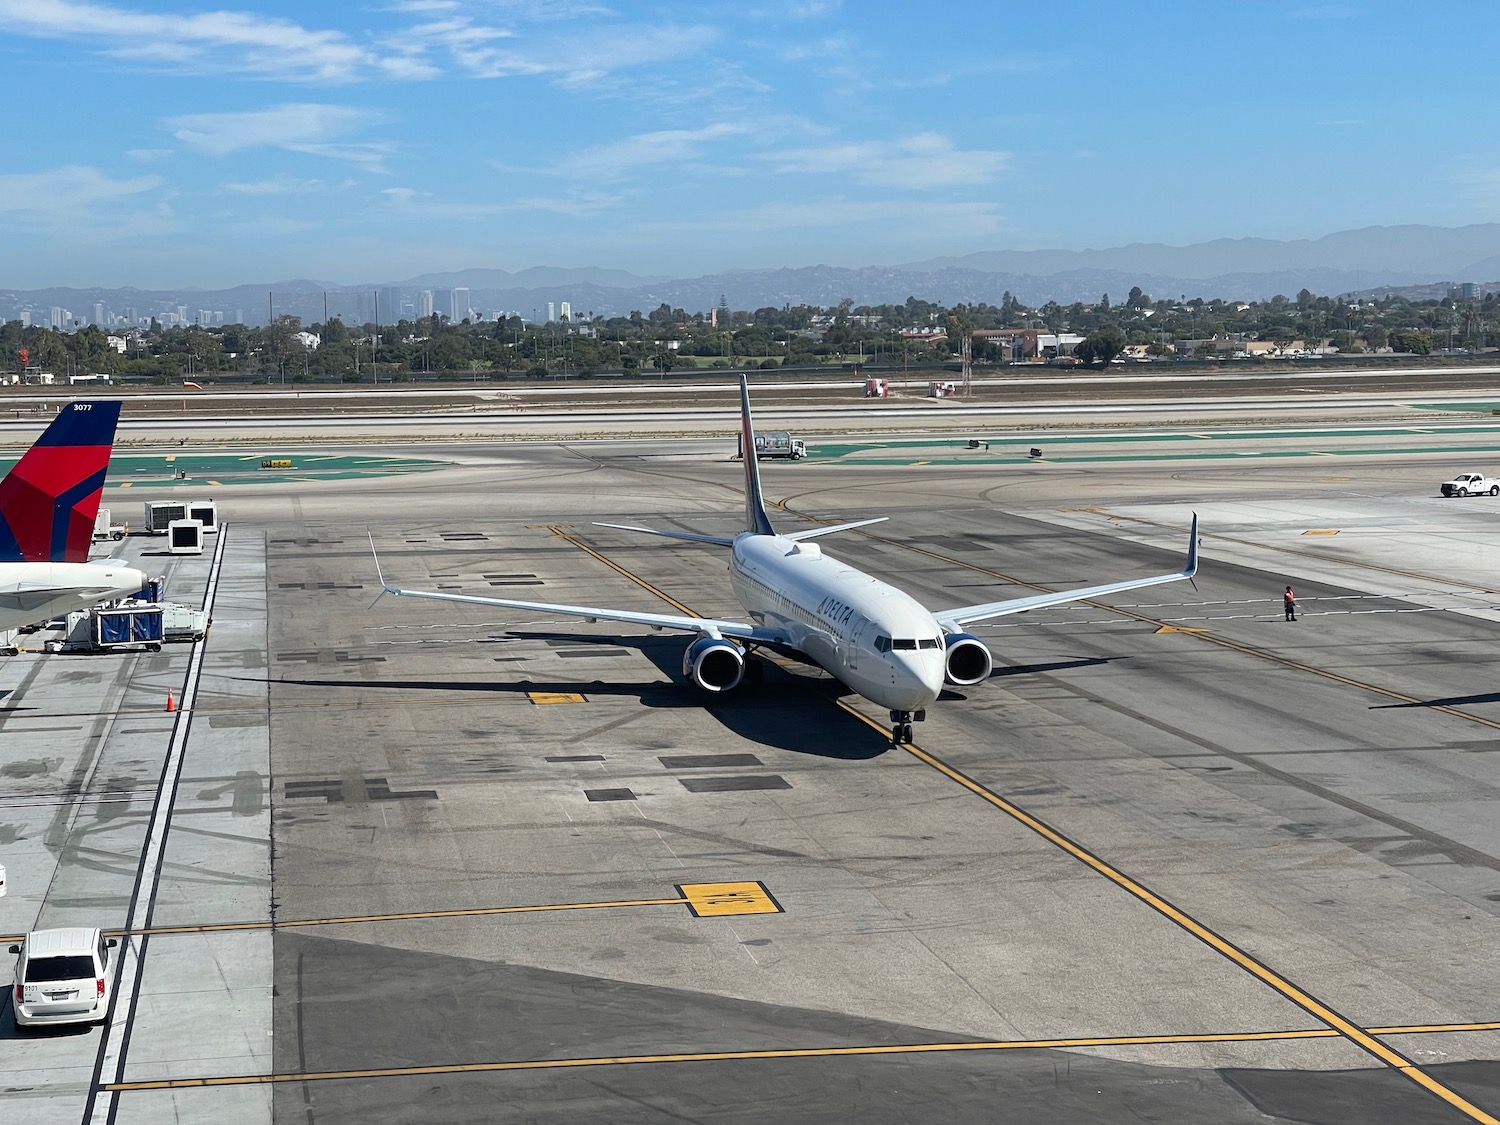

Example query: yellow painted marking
[102,1030,1338,1091]
[118,481,132,488]
[1190,433,1213,439]
[1321,476,1352,482]
[1061,507,1104,513]
[2,885,782,945]
[528,691,586,705]
[165,454,175,462]
[678,881,781,917]
[831,699,1500,1125]
[528,523,571,529]
[1303,529,1340,536]
[94,1019,1500,1092]
[1372,1021,1500,1035]
[206,480,222,486]
[910,460,930,466]
[1155,625,1210,634]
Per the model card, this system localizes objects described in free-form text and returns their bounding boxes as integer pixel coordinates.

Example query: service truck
[92,509,126,542]
[737,431,806,460]
[1441,473,1500,497]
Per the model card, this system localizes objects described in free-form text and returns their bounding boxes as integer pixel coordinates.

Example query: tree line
[0,287,1490,383]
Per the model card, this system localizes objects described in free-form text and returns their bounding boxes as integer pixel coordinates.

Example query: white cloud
[166,104,391,169]
[769,133,1009,190]
[0,0,411,83]
[0,164,163,217]
[381,185,618,219]
[420,19,719,84]
[125,148,173,162]
[224,175,326,194]
[542,123,748,180]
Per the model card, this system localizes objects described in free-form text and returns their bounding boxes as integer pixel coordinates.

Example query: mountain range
[5,224,1497,328]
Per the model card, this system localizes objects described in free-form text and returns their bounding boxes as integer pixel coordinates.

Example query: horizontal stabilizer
[784,517,889,542]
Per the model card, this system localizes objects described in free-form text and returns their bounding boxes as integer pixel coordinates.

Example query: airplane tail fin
[738,375,776,536]
[0,400,122,563]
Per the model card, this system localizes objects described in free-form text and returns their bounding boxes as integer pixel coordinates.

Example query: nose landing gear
[889,710,924,745]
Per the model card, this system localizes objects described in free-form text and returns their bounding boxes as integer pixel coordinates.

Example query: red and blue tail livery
[0,400,122,564]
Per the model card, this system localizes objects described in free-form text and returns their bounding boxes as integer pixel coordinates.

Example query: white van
[9,927,117,1029]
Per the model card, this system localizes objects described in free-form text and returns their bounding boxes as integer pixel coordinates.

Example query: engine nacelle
[683,636,745,693]
[944,632,993,686]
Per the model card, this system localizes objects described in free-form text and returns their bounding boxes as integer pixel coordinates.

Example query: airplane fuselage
[0,562,146,633]
[729,533,946,712]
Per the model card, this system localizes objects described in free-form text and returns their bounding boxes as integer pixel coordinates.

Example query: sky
[1,0,1497,288]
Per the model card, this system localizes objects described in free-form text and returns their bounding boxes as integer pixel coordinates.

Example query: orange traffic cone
[165,691,175,713]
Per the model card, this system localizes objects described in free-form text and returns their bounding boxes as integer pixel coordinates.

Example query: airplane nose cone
[892,653,944,710]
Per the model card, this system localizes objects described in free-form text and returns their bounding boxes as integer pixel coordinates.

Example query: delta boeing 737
[375,376,1198,744]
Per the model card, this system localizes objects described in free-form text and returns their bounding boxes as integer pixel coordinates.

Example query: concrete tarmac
[10,416,1500,1122]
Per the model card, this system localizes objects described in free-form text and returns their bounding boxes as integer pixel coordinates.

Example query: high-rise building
[547,301,556,323]
[234,309,243,325]
[559,301,572,322]
[452,288,470,321]
[417,290,434,318]
[92,302,105,325]
[433,287,455,320]
[49,307,66,329]
[377,287,402,325]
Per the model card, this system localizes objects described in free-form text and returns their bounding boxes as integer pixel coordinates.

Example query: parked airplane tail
[0,400,123,563]
[738,375,777,536]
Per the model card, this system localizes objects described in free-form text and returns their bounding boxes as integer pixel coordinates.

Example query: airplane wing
[370,539,790,647]
[933,514,1199,630]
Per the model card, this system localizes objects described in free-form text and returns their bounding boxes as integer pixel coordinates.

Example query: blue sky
[1,0,1495,287]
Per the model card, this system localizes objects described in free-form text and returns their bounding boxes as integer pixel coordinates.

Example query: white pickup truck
[1440,473,1500,497]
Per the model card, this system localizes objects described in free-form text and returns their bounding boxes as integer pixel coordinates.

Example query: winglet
[368,532,397,607]
[1184,512,1200,588]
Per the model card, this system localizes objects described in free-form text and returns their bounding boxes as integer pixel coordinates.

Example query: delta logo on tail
[0,401,123,563]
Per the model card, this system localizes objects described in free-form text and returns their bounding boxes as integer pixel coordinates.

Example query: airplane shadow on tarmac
[271,631,891,759]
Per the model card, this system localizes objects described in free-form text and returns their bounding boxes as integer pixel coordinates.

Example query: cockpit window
[892,639,918,650]
[875,636,891,652]
[918,638,941,650]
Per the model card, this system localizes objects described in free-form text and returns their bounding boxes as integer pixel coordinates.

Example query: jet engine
[943,632,993,686]
[683,636,745,693]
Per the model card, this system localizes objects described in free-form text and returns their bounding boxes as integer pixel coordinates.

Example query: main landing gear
[889,710,925,745]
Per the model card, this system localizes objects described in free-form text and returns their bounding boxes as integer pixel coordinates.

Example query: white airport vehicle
[737,430,806,460]
[1440,473,1500,497]
[374,376,1199,744]
[92,508,126,542]
[9,927,118,1029]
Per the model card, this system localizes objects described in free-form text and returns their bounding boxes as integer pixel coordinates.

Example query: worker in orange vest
[1283,585,1297,622]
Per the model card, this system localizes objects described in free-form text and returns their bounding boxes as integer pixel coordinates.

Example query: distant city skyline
[0,1,1496,289]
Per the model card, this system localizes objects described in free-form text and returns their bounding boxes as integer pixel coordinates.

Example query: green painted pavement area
[804,425,1500,467]
[0,451,447,488]
[1413,403,1500,414]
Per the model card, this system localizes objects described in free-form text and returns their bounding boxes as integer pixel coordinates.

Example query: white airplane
[374,375,1198,743]
[0,401,145,638]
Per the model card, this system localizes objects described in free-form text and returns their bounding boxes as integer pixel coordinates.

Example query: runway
[7,405,1500,1122]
